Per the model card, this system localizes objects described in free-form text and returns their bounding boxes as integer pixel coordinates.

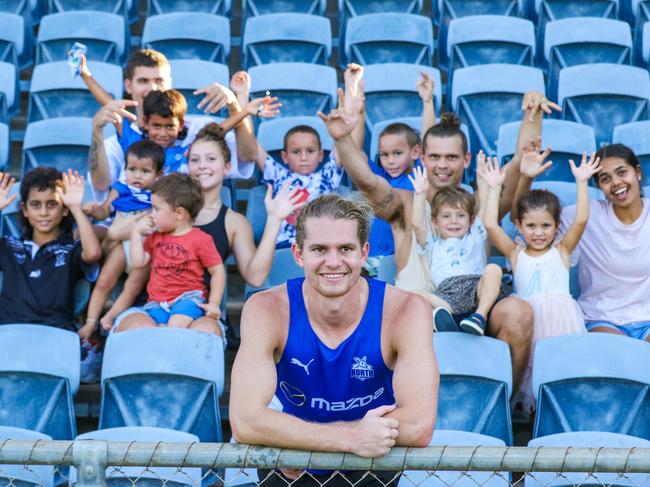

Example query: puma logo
[290,358,314,375]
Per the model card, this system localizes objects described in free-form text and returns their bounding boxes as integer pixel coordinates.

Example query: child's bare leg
[167,314,194,328]
[87,245,126,323]
[415,291,454,312]
[100,266,149,331]
[189,316,224,336]
[116,312,156,332]
[475,264,503,318]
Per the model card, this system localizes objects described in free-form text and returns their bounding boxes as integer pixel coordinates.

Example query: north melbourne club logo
[351,356,374,381]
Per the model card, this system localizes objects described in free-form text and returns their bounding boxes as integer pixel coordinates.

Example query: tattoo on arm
[378,190,406,228]
[89,135,100,173]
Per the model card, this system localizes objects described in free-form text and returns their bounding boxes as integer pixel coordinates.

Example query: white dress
[513,246,586,411]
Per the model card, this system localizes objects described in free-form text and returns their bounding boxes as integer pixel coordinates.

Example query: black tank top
[197,204,231,261]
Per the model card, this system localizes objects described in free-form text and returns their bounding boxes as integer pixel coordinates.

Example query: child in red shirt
[130,173,225,326]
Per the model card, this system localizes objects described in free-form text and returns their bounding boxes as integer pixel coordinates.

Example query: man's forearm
[89,127,111,191]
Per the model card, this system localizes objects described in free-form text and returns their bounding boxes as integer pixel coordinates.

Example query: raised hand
[230,70,251,99]
[344,63,364,93]
[56,170,85,209]
[317,94,358,141]
[245,95,281,118]
[570,152,601,182]
[477,153,507,188]
[417,71,434,103]
[521,91,561,122]
[520,137,553,179]
[0,172,16,211]
[265,182,308,222]
[407,166,429,195]
[194,83,238,114]
[93,99,138,128]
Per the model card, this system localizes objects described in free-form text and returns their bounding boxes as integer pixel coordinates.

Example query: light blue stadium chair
[344,13,434,66]
[170,60,229,116]
[256,115,333,163]
[399,430,509,487]
[497,120,597,182]
[28,61,122,122]
[376,254,397,284]
[0,184,20,238]
[0,123,8,171]
[0,0,33,27]
[22,117,92,177]
[544,18,632,100]
[0,61,18,122]
[532,334,650,439]
[526,432,650,487]
[638,21,650,68]
[244,247,304,298]
[142,13,230,63]
[246,184,268,245]
[0,324,80,441]
[0,427,54,487]
[363,64,442,134]
[558,64,650,147]
[434,332,513,445]
[451,65,545,170]
[447,16,535,92]
[47,0,129,18]
[99,328,225,443]
[71,427,201,486]
[242,13,331,68]
[147,0,231,16]
[36,12,128,66]
[0,12,33,69]
[613,121,650,186]
[244,0,325,16]
[249,63,337,118]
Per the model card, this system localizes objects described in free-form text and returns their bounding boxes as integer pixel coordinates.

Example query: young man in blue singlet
[230,194,438,486]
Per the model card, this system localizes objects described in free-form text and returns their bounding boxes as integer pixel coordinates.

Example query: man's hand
[93,99,138,129]
[417,71,434,103]
[57,170,85,209]
[194,83,238,114]
[0,172,16,211]
[230,70,251,100]
[318,91,359,141]
[350,404,400,458]
[521,91,561,122]
[244,96,281,118]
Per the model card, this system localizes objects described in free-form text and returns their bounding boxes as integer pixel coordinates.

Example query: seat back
[170,59,229,116]
[532,334,650,439]
[0,122,8,170]
[244,247,305,298]
[100,328,224,443]
[613,121,650,186]
[376,254,397,284]
[0,12,32,69]
[434,333,513,444]
[244,0,325,16]
[243,13,331,68]
[0,61,18,120]
[48,0,129,17]
[28,61,122,122]
[147,0,231,16]
[558,63,650,145]
[256,115,333,163]
[142,13,230,63]
[0,426,53,486]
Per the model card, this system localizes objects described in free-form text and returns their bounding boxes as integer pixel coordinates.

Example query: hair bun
[439,112,461,129]
[196,123,226,140]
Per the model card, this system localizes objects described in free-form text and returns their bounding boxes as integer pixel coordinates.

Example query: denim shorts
[586,320,650,340]
[142,290,205,324]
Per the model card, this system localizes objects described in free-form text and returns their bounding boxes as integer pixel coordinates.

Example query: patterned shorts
[434,274,510,316]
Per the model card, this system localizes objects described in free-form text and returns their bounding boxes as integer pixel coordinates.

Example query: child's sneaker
[459,313,487,336]
[80,339,103,384]
[433,307,460,332]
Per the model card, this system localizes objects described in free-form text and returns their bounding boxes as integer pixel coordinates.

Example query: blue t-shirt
[112,182,152,213]
[119,120,187,175]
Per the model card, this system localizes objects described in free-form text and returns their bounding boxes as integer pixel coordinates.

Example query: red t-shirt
[143,228,222,303]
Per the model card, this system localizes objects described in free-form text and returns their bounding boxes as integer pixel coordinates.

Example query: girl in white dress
[481,147,601,412]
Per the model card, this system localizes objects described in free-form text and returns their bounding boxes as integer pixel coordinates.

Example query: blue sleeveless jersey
[275,277,395,423]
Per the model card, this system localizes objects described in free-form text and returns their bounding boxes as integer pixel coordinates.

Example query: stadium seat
[0,0,33,27]
[71,427,201,486]
[0,427,54,487]
[22,117,92,177]
[544,18,632,99]
[526,432,650,487]
[142,13,230,63]
[36,11,128,66]
[169,60,229,116]
[434,332,514,445]
[363,64,442,133]
[613,121,650,186]
[451,64,545,166]
[399,430,509,487]
[496,120,597,182]
[28,61,122,122]
[0,324,79,440]
[249,63,337,118]
[638,21,650,66]
[0,12,33,69]
[147,0,231,16]
[558,63,650,146]
[47,0,129,18]
[532,334,650,440]
[376,254,397,284]
[446,16,535,88]
[0,122,8,171]
[244,247,304,298]
[0,61,18,122]
[344,13,434,66]
[99,328,225,443]
[246,184,269,245]
[242,13,331,68]
[256,115,333,164]
[244,0,325,16]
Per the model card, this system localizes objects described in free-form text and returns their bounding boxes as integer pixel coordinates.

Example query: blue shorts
[586,320,650,340]
[142,290,205,324]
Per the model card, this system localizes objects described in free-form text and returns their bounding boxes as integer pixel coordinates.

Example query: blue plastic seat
[244,247,304,298]
[451,64,545,161]
[0,324,79,441]
[363,64,442,133]
[399,430,509,487]
[0,0,33,27]
[147,0,231,16]
[256,115,333,164]
[497,120,596,182]
[544,18,632,100]
[376,254,397,285]
[242,13,331,68]
[344,13,434,66]
[244,0,325,16]
[0,12,33,69]
[249,63,337,118]
[245,184,269,246]
[22,117,93,177]
[99,328,225,443]
[47,0,129,18]
[36,12,128,66]
[0,61,18,122]
[532,334,650,439]
[142,13,230,63]
[526,432,650,487]
[638,21,650,67]
[434,332,513,445]
[0,122,8,171]
[0,426,54,486]
[28,61,122,122]
[169,60,229,116]
[71,427,201,486]
[558,63,650,146]
[613,121,650,186]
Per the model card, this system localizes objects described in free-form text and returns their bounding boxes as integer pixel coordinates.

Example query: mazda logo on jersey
[280,381,306,407]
